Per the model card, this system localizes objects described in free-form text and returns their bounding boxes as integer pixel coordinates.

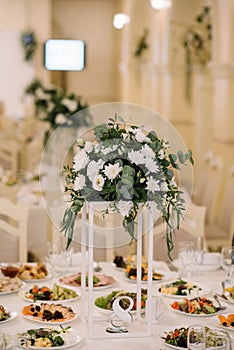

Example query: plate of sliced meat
[21,303,77,325]
[59,273,117,290]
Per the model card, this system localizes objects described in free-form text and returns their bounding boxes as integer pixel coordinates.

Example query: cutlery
[213,294,227,311]
[214,292,229,301]
[221,280,229,300]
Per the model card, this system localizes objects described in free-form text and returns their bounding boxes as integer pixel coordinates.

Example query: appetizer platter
[19,283,79,303]
[0,276,25,295]
[18,263,52,282]
[170,297,224,316]
[18,326,84,349]
[21,303,77,325]
[125,265,165,282]
[210,313,234,331]
[59,272,117,289]
[94,289,147,315]
[158,279,210,298]
[0,304,17,324]
[160,326,228,349]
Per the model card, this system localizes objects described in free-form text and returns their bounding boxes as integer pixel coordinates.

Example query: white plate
[20,273,53,283]
[125,270,171,284]
[171,302,223,317]
[59,273,118,290]
[158,281,210,299]
[210,313,234,332]
[18,327,84,349]
[172,259,221,272]
[0,281,26,295]
[0,311,17,324]
[213,291,234,305]
[21,304,78,325]
[18,288,80,304]
[160,328,186,350]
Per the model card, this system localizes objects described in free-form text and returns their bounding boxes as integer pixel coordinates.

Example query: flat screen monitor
[44,39,85,71]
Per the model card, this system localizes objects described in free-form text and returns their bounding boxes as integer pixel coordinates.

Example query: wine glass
[187,325,206,349]
[177,241,195,277]
[206,329,232,349]
[221,246,234,282]
[46,241,73,276]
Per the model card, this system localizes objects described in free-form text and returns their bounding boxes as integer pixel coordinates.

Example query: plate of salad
[160,326,229,349]
[170,297,225,317]
[158,279,210,298]
[94,289,147,315]
[17,326,84,349]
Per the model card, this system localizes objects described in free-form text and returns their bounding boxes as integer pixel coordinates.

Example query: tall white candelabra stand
[80,201,154,339]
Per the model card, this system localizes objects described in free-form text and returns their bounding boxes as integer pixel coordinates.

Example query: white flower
[84,141,93,153]
[76,138,85,147]
[145,157,159,173]
[74,174,86,191]
[128,150,145,165]
[160,181,168,192]
[47,102,55,112]
[93,175,104,191]
[104,163,122,180]
[135,131,150,143]
[35,88,50,100]
[141,144,155,159]
[73,149,89,171]
[146,176,160,193]
[55,113,66,124]
[158,149,165,160]
[117,200,133,216]
[87,159,104,181]
[62,98,78,112]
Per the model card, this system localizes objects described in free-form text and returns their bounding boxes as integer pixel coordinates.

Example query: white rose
[74,174,86,191]
[62,98,78,112]
[55,113,66,124]
[85,141,93,153]
[73,149,89,171]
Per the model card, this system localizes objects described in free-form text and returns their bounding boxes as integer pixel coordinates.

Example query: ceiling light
[113,13,130,30]
[150,0,172,10]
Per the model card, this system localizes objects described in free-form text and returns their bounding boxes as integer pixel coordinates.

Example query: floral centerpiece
[62,115,193,258]
[25,79,91,145]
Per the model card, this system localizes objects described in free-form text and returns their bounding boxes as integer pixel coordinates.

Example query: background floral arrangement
[25,79,91,145]
[62,115,193,258]
[134,28,150,58]
[183,6,212,102]
[20,30,38,61]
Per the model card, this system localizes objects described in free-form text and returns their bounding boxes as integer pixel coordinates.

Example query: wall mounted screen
[44,39,85,71]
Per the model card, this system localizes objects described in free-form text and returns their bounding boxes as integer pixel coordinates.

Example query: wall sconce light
[113,13,130,29]
[150,0,172,10]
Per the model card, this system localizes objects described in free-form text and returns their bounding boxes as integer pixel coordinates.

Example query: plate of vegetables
[170,297,224,316]
[94,289,147,315]
[158,279,210,298]
[17,326,84,349]
[19,283,79,303]
[0,304,17,324]
[161,326,229,349]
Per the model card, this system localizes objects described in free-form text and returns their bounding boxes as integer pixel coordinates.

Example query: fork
[213,294,227,311]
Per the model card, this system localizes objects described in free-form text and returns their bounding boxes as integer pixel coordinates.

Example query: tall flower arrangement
[25,79,91,145]
[62,115,193,258]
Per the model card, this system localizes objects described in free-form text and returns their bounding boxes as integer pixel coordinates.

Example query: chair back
[0,197,29,262]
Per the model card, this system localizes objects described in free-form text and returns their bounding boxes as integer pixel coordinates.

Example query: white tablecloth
[1,262,234,349]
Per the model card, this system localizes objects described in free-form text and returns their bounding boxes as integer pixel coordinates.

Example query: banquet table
[1,261,234,349]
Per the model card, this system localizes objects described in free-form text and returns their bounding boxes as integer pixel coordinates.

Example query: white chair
[0,138,20,172]
[205,170,234,250]
[0,197,30,262]
[148,203,207,262]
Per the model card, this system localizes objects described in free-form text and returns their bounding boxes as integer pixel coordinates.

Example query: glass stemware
[221,246,234,282]
[46,241,73,276]
[187,325,206,350]
[177,241,195,277]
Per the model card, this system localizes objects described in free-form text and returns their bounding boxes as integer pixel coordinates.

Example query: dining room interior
[1,0,234,349]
